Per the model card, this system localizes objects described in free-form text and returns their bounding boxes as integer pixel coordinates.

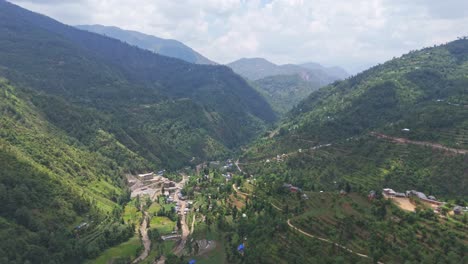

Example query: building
[406,190,444,206]
[406,190,428,200]
[138,172,154,181]
[453,206,463,215]
[383,188,397,196]
[290,186,301,193]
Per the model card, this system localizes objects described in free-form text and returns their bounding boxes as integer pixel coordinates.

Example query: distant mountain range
[300,62,349,80]
[76,24,216,65]
[228,58,349,114]
[227,57,348,82]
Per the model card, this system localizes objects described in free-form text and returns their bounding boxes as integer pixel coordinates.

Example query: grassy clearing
[188,244,226,264]
[123,202,142,225]
[150,216,175,235]
[147,202,162,215]
[88,236,141,264]
[162,240,176,255]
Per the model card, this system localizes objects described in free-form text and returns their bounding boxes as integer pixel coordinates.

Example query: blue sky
[11,0,468,73]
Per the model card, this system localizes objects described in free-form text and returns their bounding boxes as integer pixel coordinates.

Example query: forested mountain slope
[251,74,323,115]
[0,79,137,263]
[0,0,276,168]
[0,2,276,261]
[243,39,468,199]
[76,24,216,65]
[229,58,346,115]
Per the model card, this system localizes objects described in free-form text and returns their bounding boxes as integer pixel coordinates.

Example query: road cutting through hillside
[287,219,384,264]
[371,132,468,154]
[235,181,384,264]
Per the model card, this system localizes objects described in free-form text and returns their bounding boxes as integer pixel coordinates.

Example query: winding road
[371,132,467,154]
[287,219,383,264]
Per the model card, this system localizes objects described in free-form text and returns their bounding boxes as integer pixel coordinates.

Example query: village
[381,188,467,216]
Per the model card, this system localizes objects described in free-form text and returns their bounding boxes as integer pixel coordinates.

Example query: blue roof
[237,243,245,251]
[189,260,196,264]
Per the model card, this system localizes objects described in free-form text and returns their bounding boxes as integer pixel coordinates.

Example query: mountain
[251,74,323,115]
[242,39,468,199]
[228,58,346,114]
[0,0,276,169]
[0,79,137,263]
[76,24,216,65]
[300,62,349,80]
[227,57,345,83]
[0,1,276,262]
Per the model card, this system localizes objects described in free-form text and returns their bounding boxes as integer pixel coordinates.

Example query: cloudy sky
[10,0,468,73]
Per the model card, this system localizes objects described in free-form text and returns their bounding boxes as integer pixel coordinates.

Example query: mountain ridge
[227,57,347,83]
[76,24,216,65]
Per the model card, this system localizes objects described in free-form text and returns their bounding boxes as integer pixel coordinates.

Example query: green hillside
[0,79,137,263]
[242,39,468,199]
[252,74,323,114]
[0,1,275,263]
[0,0,276,169]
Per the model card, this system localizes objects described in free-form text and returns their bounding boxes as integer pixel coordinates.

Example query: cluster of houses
[138,172,155,181]
[222,172,233,181]
[137,170,166,181]
[383,188,442,205]
[208,159,235,171]
[382,188,467,215]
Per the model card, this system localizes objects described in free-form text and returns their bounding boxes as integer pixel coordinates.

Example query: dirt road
[287,219,383,264]
[133,212,150,263]
[232,184,250,198]
[235,159,243,172]
[371,132,467,154]
[173,175,190,256]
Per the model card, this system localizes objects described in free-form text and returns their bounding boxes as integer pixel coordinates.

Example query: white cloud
[10,0,468,73]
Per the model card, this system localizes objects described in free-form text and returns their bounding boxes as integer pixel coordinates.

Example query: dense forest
[251,74,323,114]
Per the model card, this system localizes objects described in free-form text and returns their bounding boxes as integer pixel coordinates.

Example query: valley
[0,1,467,263]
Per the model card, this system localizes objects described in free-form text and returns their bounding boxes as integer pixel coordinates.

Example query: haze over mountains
[227,57,348,82]
[227,57,349,114]
[76,24,216,65]
[75,25,347,115]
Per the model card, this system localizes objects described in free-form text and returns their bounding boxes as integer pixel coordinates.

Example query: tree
[345,182,351,193]
[177,217,182,231]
